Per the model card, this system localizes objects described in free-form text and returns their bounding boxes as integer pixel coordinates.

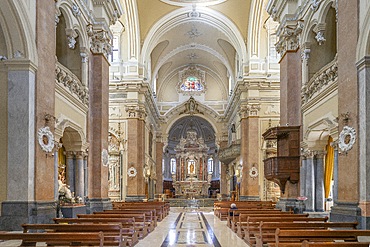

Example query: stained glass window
[180,76,204,91]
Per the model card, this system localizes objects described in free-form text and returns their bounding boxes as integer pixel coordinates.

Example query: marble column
[54,149,59,200]
[220,164,227,197]
[239,111,260,201]
[87,51,110,211]
[300,157,307,197]
[66,151,75,194]
[358,56,370,229]
[155,140,164,194]
[75,151,85,199]
[315,152,325,212]
[333,148,339,204]
[84,154,88,201]
[305,151,315,212]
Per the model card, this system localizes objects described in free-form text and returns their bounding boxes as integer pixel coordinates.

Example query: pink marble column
[87,53,109,207]
[155,141,164,194]
[126,117,145,201]
[34,0,56,201]
[240,116,260,200]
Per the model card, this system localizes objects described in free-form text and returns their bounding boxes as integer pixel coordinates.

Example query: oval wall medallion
[128,167,137,177]
[338,126,356,153]
[37,126,55,153]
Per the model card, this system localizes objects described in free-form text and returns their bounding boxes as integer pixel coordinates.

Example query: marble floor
[0,207,249,247]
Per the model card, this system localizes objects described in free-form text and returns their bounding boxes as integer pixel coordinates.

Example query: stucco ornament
[128,167,137,177]
[37,126,55,153]
[338,126,356,153]
[249,167,258,178]
[101,149,109,167]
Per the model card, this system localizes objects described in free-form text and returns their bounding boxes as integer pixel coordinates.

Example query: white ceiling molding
[140,6,248,76]
[160,0,227,7]
[152,42,233,81]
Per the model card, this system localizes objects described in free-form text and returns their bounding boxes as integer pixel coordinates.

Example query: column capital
[125,105,147,120]
[238,103,261,118]
[75,151,86,159]
[65,151,75,159]
[276,20,304,57]
[314,150,327,159]
[88,25,112,59]
[301,148,315,159]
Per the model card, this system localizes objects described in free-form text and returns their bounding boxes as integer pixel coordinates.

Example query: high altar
[172,130,211,198]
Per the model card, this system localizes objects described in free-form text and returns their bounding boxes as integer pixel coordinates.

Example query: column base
[125,195,147,202]
[330,202,361,227]
[239,195,260,201]
[85,198,112,214]
[0,201,56,231]
[277,198,305,213]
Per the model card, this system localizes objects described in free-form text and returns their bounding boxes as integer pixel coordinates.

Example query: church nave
[136,208,248,247]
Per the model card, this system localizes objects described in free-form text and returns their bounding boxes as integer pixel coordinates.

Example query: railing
[55,62,89,106]
[218,142,241,164]
[302,57,338,104]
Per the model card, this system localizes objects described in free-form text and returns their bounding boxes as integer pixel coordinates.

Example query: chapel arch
[307,7,337,81]
[55,12,82,81]
[58,126,86,200]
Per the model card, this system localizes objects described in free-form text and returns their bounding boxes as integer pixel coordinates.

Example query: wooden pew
[302,241,370,247]
[0,232,104,246]
[236,214,319,239]
[227,208,283,228]
[242,216,329,245]
[214,201,275,220]
[227,210,291,231]
[100,209,158,228]
[53,217,139,246]
[22,223,127,247]
[254,221,358,247]
[77,213,148,239]
[112,202,167,221]
[270,229,370,247]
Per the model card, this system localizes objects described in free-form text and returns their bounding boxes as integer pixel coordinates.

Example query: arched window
[170,158,176,174]
[208,157,214,174]
[180,76,204,92]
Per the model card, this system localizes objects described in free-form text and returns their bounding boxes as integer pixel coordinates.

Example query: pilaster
[357,56,370,229]
[239,104,261,200]
[125,106,146,201]
[87,45,111,210]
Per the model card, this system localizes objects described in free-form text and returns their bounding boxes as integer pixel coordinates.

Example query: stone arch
[163,105,220,136]
[301,3,337,82]
[304,116,338,149]
[0,0,37,62]
[357,6,370,59]
[55,117,88,151]
[140,6,247,86]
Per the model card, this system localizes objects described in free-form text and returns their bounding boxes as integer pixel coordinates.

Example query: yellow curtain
[324,136,334,198]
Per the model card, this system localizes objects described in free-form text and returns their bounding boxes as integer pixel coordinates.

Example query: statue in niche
[180,96,203,115]
[188,160,195,174]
